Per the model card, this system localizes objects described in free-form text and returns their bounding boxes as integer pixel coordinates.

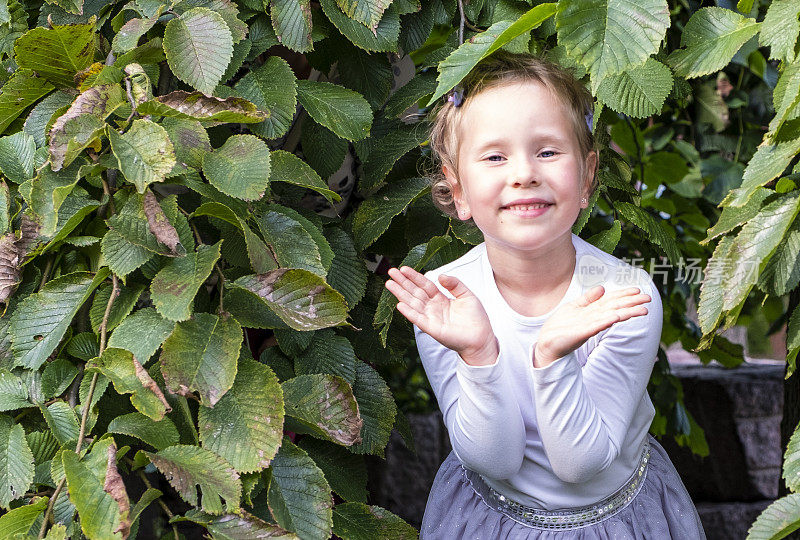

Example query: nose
[510,156,539,187]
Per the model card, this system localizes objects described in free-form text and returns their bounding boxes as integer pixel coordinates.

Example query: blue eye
[540,150,557,158]
[486,155,504,162]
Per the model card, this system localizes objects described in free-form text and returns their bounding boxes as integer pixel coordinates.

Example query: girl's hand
[385,266,498,366]
[534,285,651,368]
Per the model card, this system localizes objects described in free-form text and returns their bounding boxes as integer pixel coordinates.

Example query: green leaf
[587,220,622,253]
[746,493,800,540]
[108,307,176,365]
[294,329,357,383]
[172,0,248,45]
[14,20,95,87]
[180,508,297,538]
[62,445,130,540]
[40,402,79,445]
[299,120,348,181]
[107,192,184,257]
[268,437,332,540]
[723,138,800,208]
[596,58,672,118]
[703,188,771,244]
[198,357,284,473]
[614,202,681,265]
[667,7,761,79]
[20,160,84,237]
[202,135,270,201]
[0,497,48,538]
[0,131,35,183]
[336,41,393,111]
[49,84,126,171]
[361,124,427,191]
[332,502,418,539]
[160,312,242,407]
[298,438,367,503]
[234,56,298,140]
[758,219,800,296]
[107,412,180,451]
[784,423,800,492]
[101,231,155,278]
[10,270,108,370]
[383,70,437,118]
[556,0,669,90]
[23,91,73,149]
[429,3,557,103]
[336,0,390,30]
[269,150,341,204]
[163,7,234,95]
[150,242,222,321]
[319,0,399,52]
[89,282,145,334]
[258,204,331,276]
[270,0,313,52]
[347,361,395,456]
[282,373,362,446]
[230,269,349,331]
[296,80,372,142]
[41,358,78,400]
[769,61,800,135]
[108,119,177,193]
[324,227,367,309]
[147,444,241,515]
[0,370,31,412]
[760,0,800,62]
[0,416,33,508]
[0,69,54,136]
[162,117,211,175]
[137,91,268,123]
[352,177,430,251]
[113,8,163,54]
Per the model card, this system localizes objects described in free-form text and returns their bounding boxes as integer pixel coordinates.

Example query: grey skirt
[420,436,706,539]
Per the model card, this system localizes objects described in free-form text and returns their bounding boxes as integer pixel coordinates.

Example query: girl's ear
[581,151,598,207]
[443,164,471,220]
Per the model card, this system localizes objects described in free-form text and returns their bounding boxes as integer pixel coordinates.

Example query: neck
[485,232,576,297]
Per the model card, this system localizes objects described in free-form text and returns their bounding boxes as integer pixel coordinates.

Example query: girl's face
[444,81,597,257]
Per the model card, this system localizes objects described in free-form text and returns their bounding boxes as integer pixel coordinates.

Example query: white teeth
[506,204,550,210]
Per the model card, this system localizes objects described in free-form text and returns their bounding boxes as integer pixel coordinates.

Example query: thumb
[438,274,474,299]
[576,285,605,307]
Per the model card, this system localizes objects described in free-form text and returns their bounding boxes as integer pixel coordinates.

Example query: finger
[438,274,476,299]
[613,305,649,323]
[605,293,651,310]
[575,285,605,307]
[398,266,441,299]
[396,301,428,329]
[385,279,426,312]
[389,267,435,304]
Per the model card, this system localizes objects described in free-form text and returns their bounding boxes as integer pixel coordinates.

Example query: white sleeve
[414,324,527,480]
[527,273,662,484]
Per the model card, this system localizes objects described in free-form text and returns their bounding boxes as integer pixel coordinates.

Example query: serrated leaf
[108,119,176,193]
[49,84,126,171]
[759,219,800,296]
[40,401,79,445]
[180,508,298,538]
[160,312,242,407]
[101,230,155,277]
[746,493,800,540]
[614,202,681,265]
[667,7,761,79]
[38,187,100,256]
[113,8,163,54]
[108,307,176,364]
[0,69,54,136]
[319,0,399,52]
[62,444,130,540]
[556,0,669,91]
[202,135,270,201]
[299,120,348,181]
[347,361,395,455]
[361,124,426,192]
[20,160,83,237]
[107,412,179,451]
[769,61,800,135]
[352,177,430,251]
[143,190,184,255]
[66,332,98,361]
[298,438,367,503]
[147,444,241,514]
[198,357,284,473]
[296,80,372,142]
[723,138,800,208]
[429,4,557,103]
[23,90,74,149]
[162,117,211,175]
[383,69,437,118]
[164,7,233,95]
[0,497,48,538]
[269,150,341,204]
[784,423,800,492]
[87,347,172,420]
[587,220,622,254]
[336,0,390,30]
[258,204,330,276]
[173,0,248,45]
[107,192,184,257]
[10,270,108,370]
[324,227,367,309]
[294,329,357,383]
[270,0,313,52]
[14,20,95,87]
[596,58,672,118]
[0,131,35,183]
[704,188,771,243]
[268,437,332,540]
[150,242,222,321]
[332,502,417,539]
[41,358,78,400]
[233,56,298,140]
[89,281,145,334]
[282,374,362,446]
[759,0,800,63]
[0,416,33,508]
[336,41,393,111]
[138,90,268,122]
[0,369,30,410]
[230,269,349,331]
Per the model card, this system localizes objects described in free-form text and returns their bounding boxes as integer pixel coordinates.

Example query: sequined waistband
[461,441,651,530]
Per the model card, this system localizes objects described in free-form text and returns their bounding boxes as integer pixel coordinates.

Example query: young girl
[384,53,706,538]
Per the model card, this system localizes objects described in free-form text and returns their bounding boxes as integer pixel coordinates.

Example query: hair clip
[447,86,465,107]
[584,111,593,131]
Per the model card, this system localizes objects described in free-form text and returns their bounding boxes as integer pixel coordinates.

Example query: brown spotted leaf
[179,508,299,538]
[230,269,349,331]
[15,214,41,261]
[137,90,268,123]
[103,442,132,538]
[150,242,221,321]
[0,233,19,304]
[282,374,362,446]
[143,190,183,256]
[159,312,242,407]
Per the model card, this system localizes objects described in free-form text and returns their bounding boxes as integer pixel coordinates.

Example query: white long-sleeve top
[415,234,662,510]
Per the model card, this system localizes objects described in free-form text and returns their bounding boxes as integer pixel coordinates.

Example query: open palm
[385,266,496,361]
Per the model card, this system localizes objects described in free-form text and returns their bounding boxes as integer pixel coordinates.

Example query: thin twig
[100,172,116,217]
[38,257,54,291]
[457,0,465,45]
[216,266,225,313]
[624,116,645,194]
[125,77,138,123]
[128,460,179,540]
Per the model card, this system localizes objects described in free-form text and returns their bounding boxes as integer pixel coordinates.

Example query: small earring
[581,197,588,205]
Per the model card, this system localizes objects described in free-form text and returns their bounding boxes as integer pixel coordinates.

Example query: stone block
[695,501,771,540]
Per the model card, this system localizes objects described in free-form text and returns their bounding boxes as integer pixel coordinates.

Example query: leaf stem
[38,256,54,291]
[624,116,645,193]
[456,0,465,45]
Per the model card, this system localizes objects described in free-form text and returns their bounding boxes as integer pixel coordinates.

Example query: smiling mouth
[503,203,553,211]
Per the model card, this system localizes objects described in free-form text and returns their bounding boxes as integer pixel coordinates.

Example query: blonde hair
[427,52,598,219]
